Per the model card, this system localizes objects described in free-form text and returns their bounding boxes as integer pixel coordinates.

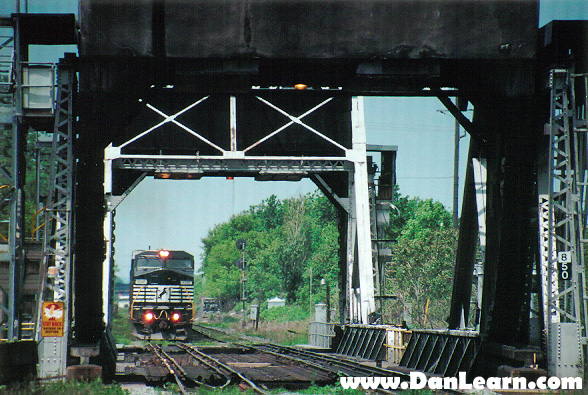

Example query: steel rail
[245,343,403,395]
[236,343,337,377]
[185,327,463,395]
[251,344,466,395]
[177,342,269,395]
[193,325,402,377]
[146,343,189,395]
[174,342,232,390]
[253,343,410,379]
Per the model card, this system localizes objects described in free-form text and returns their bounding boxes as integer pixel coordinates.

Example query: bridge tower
[538,68,587,378]
[0,13,77,378]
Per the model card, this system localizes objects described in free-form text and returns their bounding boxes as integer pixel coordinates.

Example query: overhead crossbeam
[109,155,352,173]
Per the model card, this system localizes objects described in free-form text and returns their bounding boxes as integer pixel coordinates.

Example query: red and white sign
[41,301,64,337]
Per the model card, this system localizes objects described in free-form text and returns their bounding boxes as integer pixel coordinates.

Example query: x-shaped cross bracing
[119,96,225,154]
[244,96,346,153]
[118,95,346,156]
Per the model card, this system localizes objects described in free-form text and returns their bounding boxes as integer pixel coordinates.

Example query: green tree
[278,197,311,303]
[384,197,457,328]
[198,192,340,310]
[252,194,283,230]
[296,193,340,306]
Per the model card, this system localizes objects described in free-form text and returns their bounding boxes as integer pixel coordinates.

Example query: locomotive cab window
[165,259,193,270]
[136,257,163,269]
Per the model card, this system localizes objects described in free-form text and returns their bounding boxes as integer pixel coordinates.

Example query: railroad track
[120,327,463,394]
[176,342,268,394]
[190,325,409,379]
[142,342,268,394]
[251,343,410,378]
[192,323,231,338]
[191,325,406,378]
[122,341,337,392]
[145,343,192,395]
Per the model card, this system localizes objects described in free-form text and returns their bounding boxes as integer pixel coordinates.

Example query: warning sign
[41,301,64,337]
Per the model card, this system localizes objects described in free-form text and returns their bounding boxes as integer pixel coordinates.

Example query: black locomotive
[129,250,195,338]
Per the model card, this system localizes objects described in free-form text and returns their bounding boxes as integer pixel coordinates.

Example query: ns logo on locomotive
[129,250,195,339]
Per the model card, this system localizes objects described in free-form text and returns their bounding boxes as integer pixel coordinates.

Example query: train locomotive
[129,249,195,338]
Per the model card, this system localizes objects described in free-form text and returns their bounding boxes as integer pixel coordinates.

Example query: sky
[2,0,587,281]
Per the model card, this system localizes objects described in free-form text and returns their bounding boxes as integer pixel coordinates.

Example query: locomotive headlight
[158,250,170,259]
[135,279,147,285]
[180,280,193,285]
[171,312,181,322]
[143,311,155,323]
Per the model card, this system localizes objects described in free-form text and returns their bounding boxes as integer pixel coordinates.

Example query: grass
[244,319,310,346]
[247,304,311,345]
[209,314,241,329]
[110,311,135,345]
[0,379,129,395]
[196,304,312,346]
[0,381,370,395]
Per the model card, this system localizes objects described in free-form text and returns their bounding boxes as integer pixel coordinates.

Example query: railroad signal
[236,238,246,251]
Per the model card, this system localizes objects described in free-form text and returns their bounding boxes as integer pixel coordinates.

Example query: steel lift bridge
[0,0,586,383]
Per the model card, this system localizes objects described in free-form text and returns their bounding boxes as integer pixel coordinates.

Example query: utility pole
[453,116,460,230]
[236,239,246,328]
[309,266,313,318]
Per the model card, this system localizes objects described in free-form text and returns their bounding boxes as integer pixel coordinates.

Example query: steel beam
[111,155,352,175]
[6,17,25,342]
[448,139,480,330]
[350,96,375,324]
[102,167,146,326]
[472,157,487,331]
[37,59,75,378]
